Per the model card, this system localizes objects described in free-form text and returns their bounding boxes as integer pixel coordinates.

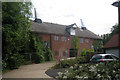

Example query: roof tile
[30,22,102,39]
[103,34,119,48]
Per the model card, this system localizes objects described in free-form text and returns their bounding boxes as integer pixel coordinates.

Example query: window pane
[80,38,83,43]
[105,55,113,59]
[112,55,119,60]
[62,37,66,42]
[54,36,59,41]
[85,39,89,43]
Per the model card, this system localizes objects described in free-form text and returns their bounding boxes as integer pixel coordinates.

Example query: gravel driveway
[2,61,56,78]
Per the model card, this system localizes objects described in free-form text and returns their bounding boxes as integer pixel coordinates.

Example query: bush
[76,56,88,64]
[52,59,77,69]
[31,53,42,63]
[57,62,120,80]
[81,48,86,56]
[2,60,7,70]
[52,56,87,69]
[7,53,24,69]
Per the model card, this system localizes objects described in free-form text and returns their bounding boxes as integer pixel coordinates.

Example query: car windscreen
[104,55,113,59]
[91,55,102,60]
[111,55,119,60]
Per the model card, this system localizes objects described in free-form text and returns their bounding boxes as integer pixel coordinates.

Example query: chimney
[80,19,87,30]
[34,8,42,23]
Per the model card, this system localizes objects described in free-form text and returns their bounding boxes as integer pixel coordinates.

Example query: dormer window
[66,23,78,36]
[70,28,75,35]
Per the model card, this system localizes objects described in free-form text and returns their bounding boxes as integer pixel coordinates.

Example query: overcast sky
[31,0,118,35]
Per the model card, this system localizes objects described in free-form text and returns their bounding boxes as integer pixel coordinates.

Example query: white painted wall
[105,49,119,57]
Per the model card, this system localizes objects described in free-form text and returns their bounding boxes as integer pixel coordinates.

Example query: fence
[23,52,36,61]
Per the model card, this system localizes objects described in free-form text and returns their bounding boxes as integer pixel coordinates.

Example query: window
[85,39,89,43]
[70,28,75,35]
[92,55,102,61]
[54,36,59,41]
[80,38,83,43]
[111,55,119,60]
[62,37,66,42]
[105,55,113,59]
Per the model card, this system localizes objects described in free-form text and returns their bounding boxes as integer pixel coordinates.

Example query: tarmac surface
[2,61,56,78]
[45,69,66,79]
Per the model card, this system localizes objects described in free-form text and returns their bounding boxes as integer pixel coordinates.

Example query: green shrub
[76,56,88,64]
[31,53,42,63]
[52,56,87,69]
[57,62,120,80]
[52,59,77,69]
[2,60,7,70]
[8,53,24,69]
[87,49,94,52]
[81,48,86,56]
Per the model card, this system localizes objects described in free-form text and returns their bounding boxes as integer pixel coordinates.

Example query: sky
[31,0,118,35]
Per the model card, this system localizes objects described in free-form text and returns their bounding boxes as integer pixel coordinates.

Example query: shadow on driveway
[45,69,66,79]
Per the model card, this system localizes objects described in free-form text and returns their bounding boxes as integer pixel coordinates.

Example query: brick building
[30,20,102,60]
[103,34,119,57]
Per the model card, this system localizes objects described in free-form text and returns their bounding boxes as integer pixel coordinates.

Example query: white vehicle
[90,54,119,62]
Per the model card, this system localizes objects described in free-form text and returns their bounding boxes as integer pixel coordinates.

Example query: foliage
[80,48,86,56]
[57,62,120,80]
[32,34,53,63]
[51,56,87,69]
[102,24,118,45]
[2,60,7,70]
[87,49,94,52]
[76,56,87,64]
[2,2,53,70]
[8,53,24,69]
[2,2,32,69]
[52,59,77,69]
[93,39,103,52]
[73,36,79,53]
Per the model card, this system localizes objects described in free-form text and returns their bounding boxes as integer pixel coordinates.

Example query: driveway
[2,61,56,78]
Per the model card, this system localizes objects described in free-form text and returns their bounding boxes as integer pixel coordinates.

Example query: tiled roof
[30,22,102,39]
[103,34,119,48]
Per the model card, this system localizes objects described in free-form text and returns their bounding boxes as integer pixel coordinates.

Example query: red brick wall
[51,35,71,60]
[36,33,94,60]
[79,37,94,53]
[38,33,50,42]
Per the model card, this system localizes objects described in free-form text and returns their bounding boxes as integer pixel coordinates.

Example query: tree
[2,2,32,69]
[73,36,79,54]
[93,39,103,52]
[103,24,118,45]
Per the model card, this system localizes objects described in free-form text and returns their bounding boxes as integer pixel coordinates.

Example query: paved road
[2,61,56,78]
